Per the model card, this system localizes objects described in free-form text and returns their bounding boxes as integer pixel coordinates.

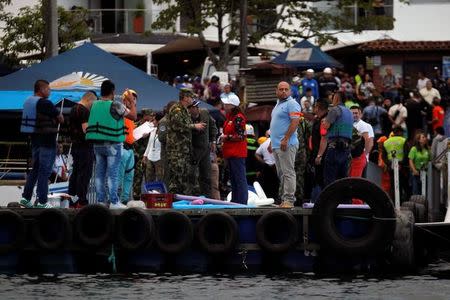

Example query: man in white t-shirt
[420,80,441,106]
[255,137,279,202]
[416,71,430,91]
[350,106,374,178]
[388,101,408,132]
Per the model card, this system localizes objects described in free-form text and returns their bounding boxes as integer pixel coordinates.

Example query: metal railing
[86,8,166,34]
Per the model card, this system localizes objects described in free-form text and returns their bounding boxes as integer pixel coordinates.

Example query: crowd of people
[18,64,450,208]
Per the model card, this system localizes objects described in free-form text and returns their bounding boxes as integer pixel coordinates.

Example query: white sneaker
[36,202,54,209]
[109,202,127,210]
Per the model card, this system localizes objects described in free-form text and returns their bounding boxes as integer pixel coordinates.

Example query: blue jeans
[384,90,399,103]
[323,146,351,188]
[227,157,248,205]
[119,148,135,202]
[93,143,122,204]
[23,144,56,204]
[410,174,421,195]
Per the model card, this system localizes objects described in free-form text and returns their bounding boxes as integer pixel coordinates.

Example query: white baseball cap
[221,94,240,106]
[323,67,332,74]
[292,76,301,83]
[306,69,314,73]
[245,124,255,136]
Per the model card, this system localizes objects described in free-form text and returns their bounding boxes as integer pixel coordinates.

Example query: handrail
[86,8,162,12]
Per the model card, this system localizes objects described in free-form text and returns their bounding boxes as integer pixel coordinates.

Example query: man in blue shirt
[290,76,301,103]
[301,69,319,99]
[270,81,302,208]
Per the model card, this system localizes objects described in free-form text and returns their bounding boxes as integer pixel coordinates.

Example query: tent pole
[147,52,152,75]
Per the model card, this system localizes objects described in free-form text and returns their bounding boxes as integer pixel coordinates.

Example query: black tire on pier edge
[196,212,238,254]
[256,210,298,253]
[6,202,21,208]
[312,177,396,256]
[410,195,428,209]
[116,208,154,250]
[390,208,415,268]
[73,204,114,248]
[401,201,426,223]
[0,209,26,254]
[155,211,193,254]
[32,208,71,250]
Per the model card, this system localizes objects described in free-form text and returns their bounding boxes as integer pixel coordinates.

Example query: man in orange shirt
[119,89,138,203]
[432,97,444,134]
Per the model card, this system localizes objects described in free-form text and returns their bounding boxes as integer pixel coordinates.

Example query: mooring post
[420,170,426,197]
[392,150,400,210]
[445,141,450,222]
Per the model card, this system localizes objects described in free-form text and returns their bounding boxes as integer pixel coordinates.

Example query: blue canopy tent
[0,91,84,111]
[0,43,179,111]
[271,39,343,70]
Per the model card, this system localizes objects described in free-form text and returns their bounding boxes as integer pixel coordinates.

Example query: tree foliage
[0,1,89,66]
[151,0,400,70]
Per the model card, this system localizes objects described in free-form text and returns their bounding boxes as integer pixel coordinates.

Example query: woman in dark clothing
[220,94,248,204]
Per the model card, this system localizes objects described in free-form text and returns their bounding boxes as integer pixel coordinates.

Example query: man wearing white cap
[290,76,301,103]
[301,69,319,99]
[318,67,339,98]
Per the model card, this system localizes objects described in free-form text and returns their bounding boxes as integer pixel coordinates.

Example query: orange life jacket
[124,118,135,145]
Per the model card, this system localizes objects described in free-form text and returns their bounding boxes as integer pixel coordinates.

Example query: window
[312,0,394,30]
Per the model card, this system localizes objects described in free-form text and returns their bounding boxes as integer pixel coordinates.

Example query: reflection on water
[2,262,450,299]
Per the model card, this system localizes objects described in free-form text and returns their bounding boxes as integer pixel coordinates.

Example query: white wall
[328,0,450,44]
[200,0,450,52]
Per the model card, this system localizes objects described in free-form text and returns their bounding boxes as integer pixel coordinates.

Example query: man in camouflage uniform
[158,101,177,188]
[166,90,206,194]
[188,100,218,197]
[295,114,311,204]
[132,108,154,199]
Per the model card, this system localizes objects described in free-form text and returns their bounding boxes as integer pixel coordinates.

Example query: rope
[336,215,396,221]
[415,225,450,244]
[372,216,397,221]
[108,244,117,273]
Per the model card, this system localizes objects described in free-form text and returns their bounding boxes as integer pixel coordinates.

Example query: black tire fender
[390,208,415,268]
[410,195,427,209]
[155,211,193,254]
[256,210,298,253]
[196,212,238,254]
[32,208,71,250]
[401,201,426,223]
[312,177,396,256]
[0,209,26,254]
[73,204,114,248]
[116,208,154,250]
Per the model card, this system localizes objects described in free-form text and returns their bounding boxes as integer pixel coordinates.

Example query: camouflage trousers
[167,152,191,195]
[133,156,145,199]
[295,148,307,203]
[188,150,212,198]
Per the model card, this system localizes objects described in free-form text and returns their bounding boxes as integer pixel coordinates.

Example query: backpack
[351,126,365,158]
[364,106,379,127]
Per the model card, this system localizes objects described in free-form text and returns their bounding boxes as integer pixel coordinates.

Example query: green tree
[151,0,400,71]
[0,2,89,66]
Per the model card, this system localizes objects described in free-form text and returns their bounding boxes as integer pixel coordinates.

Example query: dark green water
[2,262,450,299]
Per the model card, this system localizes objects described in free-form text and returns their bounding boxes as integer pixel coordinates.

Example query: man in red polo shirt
[432,97,444,134]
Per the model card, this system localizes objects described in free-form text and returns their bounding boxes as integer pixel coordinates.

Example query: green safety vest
[384,136,406,161]
[247,137,258,151]
[86,100,126,143]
